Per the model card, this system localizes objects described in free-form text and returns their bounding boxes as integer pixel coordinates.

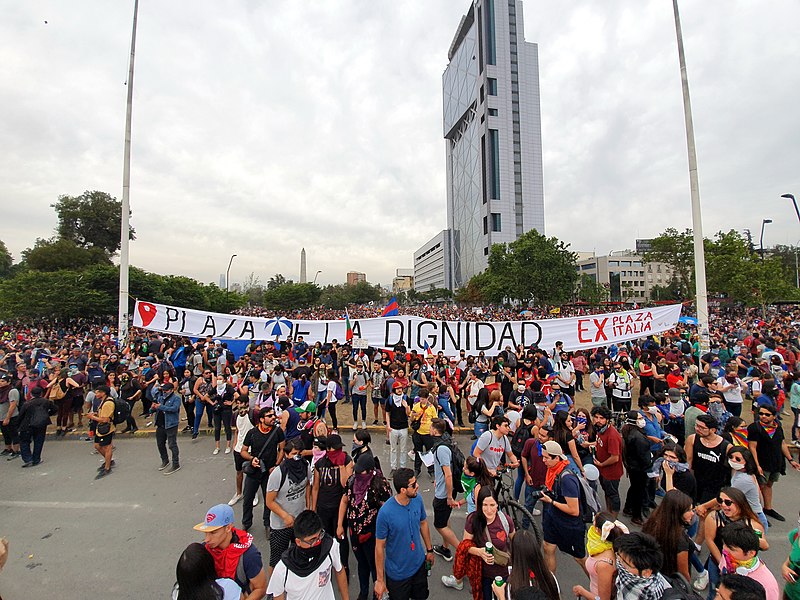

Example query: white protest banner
[133,300,683,355]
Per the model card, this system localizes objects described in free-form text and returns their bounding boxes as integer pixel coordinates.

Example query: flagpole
[118,0,139,351]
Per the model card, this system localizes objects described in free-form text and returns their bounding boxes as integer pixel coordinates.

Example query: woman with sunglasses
[703,486,768,600]
[727,446,768,532]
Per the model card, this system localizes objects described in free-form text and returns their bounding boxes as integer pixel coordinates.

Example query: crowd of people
[2,304,800,600]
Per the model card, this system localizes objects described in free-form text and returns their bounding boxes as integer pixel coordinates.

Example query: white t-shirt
[475,431,511,472]
[715,376,744,405]
[326,380,338,404]
[266,539,343,600]
[234,413,255,453]
[172,578,241,600]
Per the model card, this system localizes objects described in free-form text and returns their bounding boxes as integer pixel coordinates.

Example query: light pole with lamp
[226,254,237,291]
[782,193,800,225]
[759,219,772,261]
[313,270,322,285]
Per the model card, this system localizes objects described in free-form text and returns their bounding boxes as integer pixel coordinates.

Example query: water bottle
[426,558,432,577]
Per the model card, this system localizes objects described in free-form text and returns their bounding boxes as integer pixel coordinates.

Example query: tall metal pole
[672,0,709,353]
[118,0,139,350]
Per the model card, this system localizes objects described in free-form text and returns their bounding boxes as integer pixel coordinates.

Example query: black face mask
[297,542,323,562]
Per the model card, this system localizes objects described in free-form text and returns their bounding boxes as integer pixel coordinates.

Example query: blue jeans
[193,402,213,434]
[523,483,540,529]
[316,391,328,420]
[352,394,367,422]
[706,556,720,600]
[474,421,489,438]
[756,511,769,533]
[20,426,46,465]
[514,465,525,499]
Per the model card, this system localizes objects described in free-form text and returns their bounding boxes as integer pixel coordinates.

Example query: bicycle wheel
[500,499,542,545]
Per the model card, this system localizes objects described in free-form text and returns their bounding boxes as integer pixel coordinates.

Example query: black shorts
[72,396,84,411]
[432,497,452,529]
[372,394,385,405]
[233,450,245,472]
[95,433,114,447]
[386,561,429,600]
[542,510,586,559]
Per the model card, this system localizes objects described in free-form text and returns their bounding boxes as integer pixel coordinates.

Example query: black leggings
[329,402,339,430]
[213,409,232,442]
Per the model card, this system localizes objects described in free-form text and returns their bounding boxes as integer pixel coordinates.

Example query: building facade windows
[491,212,501,232]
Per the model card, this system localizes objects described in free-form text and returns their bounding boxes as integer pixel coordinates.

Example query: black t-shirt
[314,454,352,509]
[293,365,312,381]
[747,422,786,474]
[692,435,730,502]
[385,397,409,430]
[243,426,285,471]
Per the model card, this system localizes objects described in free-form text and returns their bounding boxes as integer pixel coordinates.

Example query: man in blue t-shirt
[375,468,434,600]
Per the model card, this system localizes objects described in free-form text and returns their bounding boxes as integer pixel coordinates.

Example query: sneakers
[693,570,709,591]
[191,432,199,440]
[213,448,220,455]
[94,468,112,480]
[361,421,367,429]
[228,494,243,506]
[163,465,181,475]
[158,461,169,471]
[432,545,453,561]
[372,420,379,425]
[442,575,463,590]
[0,449,10,456]
[6,452,19,460]
[253,495,259,507]
[224,447,231,454]
[793,440,800,448]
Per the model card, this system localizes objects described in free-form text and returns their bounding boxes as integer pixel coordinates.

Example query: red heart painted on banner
[138,302,157,327]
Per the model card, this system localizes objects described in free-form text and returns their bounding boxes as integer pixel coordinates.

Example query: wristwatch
[426,548,434,554]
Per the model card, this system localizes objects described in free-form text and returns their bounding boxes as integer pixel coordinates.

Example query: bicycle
[492,465,542,544]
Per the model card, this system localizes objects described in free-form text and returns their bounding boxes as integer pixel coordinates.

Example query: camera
[529,486,554,501]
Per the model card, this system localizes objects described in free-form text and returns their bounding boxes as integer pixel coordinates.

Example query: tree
[477,230,577,304]
[267,274,290,290]
[577,274,609,307]
[644,228,694,298]
[0,240,12,278]
[263,282,322,311]
[22,238,111,271]
[52,190,135,256]
[320,281,382,310]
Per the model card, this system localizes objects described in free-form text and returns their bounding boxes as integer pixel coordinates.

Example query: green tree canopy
[643,228,694,298]
[262,282,322,311]
[465,230,578,304]
[53,190,135,256]
[321,281,382,310]
[0,240,12,278]
[22,238,112,271]
[577,274,609,307]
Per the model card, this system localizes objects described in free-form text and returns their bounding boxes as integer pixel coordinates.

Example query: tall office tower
[443,0,544,289]
[300,248,307,283]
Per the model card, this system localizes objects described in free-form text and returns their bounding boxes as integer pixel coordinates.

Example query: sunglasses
[716,497,734,507]
[758,412,773,417]
[406,481,419,489]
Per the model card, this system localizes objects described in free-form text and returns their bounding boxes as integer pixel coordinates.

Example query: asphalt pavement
[1,421,798,599]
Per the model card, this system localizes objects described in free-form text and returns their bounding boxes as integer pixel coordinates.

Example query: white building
[576,251,673,303]
[414,230,453,291]
[441,0,545,289]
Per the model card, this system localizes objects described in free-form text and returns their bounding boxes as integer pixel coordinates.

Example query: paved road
[1,430,798,599]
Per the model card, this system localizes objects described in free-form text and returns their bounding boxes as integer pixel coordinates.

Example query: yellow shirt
[411,403,437,435]
[98,399,116,434]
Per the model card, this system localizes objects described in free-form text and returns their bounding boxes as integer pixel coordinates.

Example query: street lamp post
[226,254,237,291]
[759,219,772,261]
[782,194,800,226]
[313,270,322,285]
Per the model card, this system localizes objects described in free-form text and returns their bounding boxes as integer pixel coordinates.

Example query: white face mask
[728,459,745,471]
[636,418,647,428]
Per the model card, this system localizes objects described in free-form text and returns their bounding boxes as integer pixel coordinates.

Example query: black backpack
[112,398,131,425]
[433,437,465,493]
[662,574,704,600]
[510,422,533,458]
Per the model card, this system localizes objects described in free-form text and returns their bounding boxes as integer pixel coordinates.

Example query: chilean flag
[423,340,433,356]
[381,297,399,317]
[345,311,353,342]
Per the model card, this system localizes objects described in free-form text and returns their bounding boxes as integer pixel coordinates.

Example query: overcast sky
[2,1,799,288]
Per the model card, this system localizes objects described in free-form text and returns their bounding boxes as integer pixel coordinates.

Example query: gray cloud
[1,1,799,289]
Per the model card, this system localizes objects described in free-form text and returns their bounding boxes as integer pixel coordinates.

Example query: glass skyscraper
[442,0,544,289]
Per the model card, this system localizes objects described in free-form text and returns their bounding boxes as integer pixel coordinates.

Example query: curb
[46,424,477,440]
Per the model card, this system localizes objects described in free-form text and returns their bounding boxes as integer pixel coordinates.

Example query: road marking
[0,501,142,510]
